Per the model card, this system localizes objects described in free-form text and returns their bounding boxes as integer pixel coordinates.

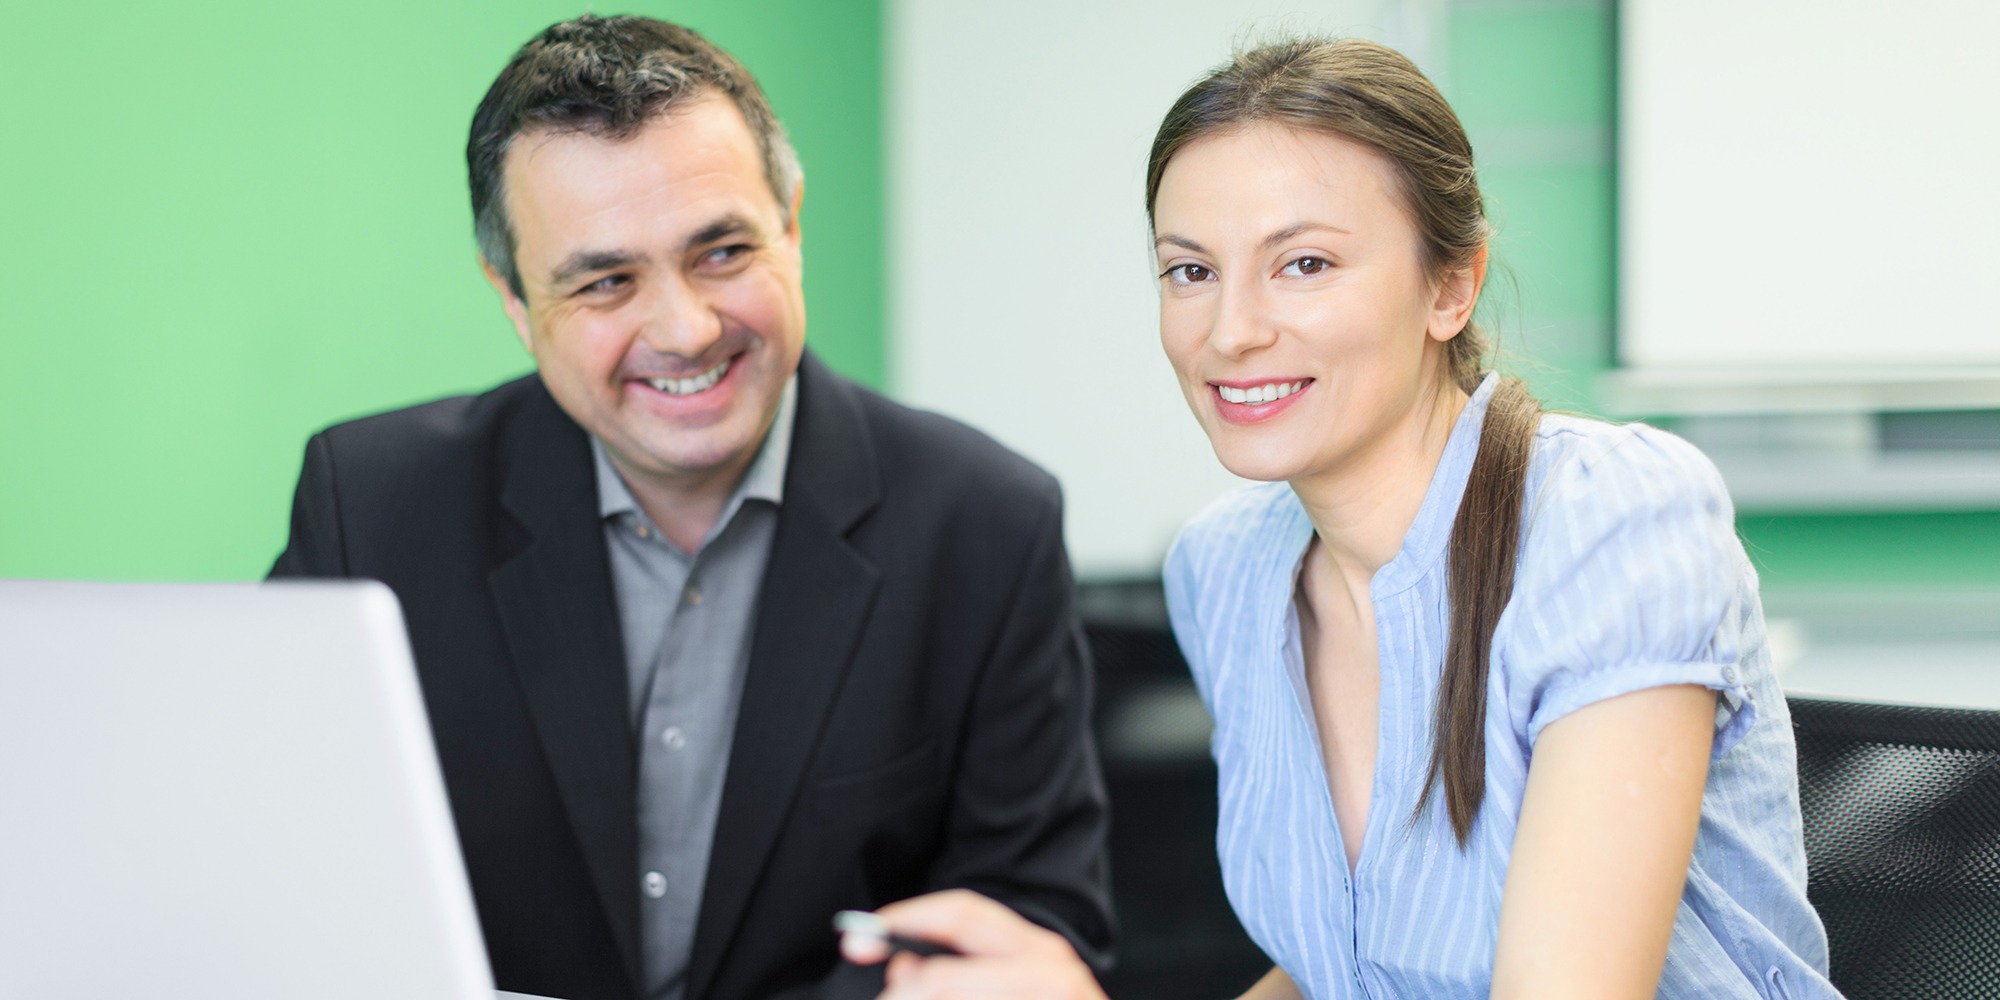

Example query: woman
[845,38,1836,1000]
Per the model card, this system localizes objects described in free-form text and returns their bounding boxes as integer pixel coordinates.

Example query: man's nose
[1208,279,1278,360]
[638,281,724,359]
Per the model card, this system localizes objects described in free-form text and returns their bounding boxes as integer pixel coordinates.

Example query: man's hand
[839,889,1109,1000]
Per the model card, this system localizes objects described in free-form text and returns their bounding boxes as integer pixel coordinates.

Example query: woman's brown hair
[1146,38,1541,844]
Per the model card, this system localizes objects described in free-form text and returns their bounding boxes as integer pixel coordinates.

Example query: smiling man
[270,16,1110,1000]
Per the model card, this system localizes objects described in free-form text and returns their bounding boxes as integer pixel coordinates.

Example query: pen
[833,909,960,959]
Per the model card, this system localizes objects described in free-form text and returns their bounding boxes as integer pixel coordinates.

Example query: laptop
[0,580,516,999]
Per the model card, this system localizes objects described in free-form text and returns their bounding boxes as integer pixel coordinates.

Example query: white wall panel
[1620,0,2000,370]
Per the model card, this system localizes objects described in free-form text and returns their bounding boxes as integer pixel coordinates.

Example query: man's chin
[603,430,762,488]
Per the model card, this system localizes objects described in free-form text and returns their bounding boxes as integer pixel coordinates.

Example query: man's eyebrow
[550,249,646,288]
[684,214,757,253]
[545,214,767,287]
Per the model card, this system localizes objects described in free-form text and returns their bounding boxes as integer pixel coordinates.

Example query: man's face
[487,94,806,496]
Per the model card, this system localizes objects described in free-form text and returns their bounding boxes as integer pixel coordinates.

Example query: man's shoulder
[833,372,1059,505]
[302,372,568,508]
[315,373,548,454]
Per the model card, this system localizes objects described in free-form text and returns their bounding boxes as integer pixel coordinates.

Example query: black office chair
[1080,582,1270,1000]
[1790,696,2000,1000]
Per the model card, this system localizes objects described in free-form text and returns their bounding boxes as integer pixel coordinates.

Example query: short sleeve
[1501,425,1758,757]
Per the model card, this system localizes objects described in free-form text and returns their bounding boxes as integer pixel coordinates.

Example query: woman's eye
[1283,256,1331,276]
[1165,263,1213,284]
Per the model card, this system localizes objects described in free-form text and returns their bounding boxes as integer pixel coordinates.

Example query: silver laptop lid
[0,580,495,1000]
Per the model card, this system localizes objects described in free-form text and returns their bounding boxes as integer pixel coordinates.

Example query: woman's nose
[1207,281,1278,359]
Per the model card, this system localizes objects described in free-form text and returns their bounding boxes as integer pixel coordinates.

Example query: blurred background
[4,1,1997,993]
[8,0,1997,606]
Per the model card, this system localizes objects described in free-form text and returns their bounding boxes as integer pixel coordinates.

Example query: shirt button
[661,725,687,751]
[684,585,703,607]
[634,523,650,539]
[642,871,667,899]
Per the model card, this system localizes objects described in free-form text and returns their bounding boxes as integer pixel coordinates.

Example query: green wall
[7,0,1991,593]
[0,1,882,582]
[1443,0,2000,594]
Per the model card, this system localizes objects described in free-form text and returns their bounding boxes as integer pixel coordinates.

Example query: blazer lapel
[688,354,883,998]
[484,382,643,987]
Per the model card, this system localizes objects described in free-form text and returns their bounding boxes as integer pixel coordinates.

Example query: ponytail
[1418,375,1540,843]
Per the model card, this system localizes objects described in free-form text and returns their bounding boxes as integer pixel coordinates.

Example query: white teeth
[648,358,730,396]
[1217,380,1306,405]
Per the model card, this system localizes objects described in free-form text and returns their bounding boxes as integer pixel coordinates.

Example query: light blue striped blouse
[1164,375,1840,1000]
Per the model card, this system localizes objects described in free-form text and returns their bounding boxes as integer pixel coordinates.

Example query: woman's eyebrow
[1154,222,1353,257]
[1260,221,1351,249]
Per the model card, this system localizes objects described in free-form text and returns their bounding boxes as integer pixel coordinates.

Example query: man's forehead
[498,96,782,257]
[504,95,757,184]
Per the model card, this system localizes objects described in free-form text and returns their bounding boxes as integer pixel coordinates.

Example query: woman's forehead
[1153,125,1410,242]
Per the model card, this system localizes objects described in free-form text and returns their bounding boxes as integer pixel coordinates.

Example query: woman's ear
[1428,245,1488,343]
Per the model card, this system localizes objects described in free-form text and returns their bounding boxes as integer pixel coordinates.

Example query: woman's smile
[1210,377,1315,424]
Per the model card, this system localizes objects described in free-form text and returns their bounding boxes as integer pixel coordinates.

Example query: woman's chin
[1209,443,1311,485]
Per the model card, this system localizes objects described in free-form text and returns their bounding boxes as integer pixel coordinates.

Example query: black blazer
[271,353,1113,1000]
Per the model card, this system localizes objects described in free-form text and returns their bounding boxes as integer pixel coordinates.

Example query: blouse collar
[1278,371,1503,604]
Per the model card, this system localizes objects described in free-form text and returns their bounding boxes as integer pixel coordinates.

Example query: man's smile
[646,356,732,396]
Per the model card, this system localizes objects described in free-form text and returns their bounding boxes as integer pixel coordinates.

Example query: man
[270,15,1111,1000]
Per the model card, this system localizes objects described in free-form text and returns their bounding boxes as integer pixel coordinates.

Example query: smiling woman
[845,37,1844,1000]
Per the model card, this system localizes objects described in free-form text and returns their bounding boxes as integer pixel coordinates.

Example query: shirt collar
[592,373,798,523]
[1367,370,1501,596]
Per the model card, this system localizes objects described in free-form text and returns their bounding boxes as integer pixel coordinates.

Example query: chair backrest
[1789,696,2000,1000]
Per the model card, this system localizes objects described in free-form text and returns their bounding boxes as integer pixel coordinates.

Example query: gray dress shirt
[592,379,796,1000]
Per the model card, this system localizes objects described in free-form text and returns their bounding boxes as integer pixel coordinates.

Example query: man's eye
[1283,256,1331,276]
[701,244,752,267]
[1164,263,1213,284]
[580,274,630,295]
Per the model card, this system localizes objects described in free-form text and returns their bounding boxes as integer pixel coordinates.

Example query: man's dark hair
[467,14,802,298]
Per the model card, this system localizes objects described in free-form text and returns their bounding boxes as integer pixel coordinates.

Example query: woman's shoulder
[1527,413,1734,524]
[1495,413,1767,757]
[1162,481,1299,671]
[1165,480,1300,580]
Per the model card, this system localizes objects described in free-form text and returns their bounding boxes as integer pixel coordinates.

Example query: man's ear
[782,176,806,244]
[1428,245,1488,343]
[479,256,536,354]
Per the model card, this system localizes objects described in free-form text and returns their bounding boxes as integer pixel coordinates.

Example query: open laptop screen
[0,580,495,1000]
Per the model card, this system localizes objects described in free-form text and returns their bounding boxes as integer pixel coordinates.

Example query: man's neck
[610,450,757,556]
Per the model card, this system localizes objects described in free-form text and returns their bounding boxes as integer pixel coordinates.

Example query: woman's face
[1153,124,1472,485]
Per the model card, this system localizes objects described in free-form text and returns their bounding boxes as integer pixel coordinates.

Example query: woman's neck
[1290,376,1471,594]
